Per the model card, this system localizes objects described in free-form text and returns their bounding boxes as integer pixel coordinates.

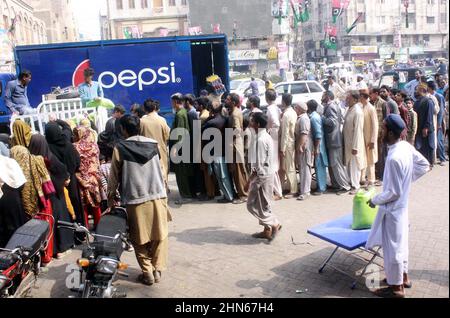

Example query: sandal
[269,224,283,242]
[232,198,247,205]
[373,287,405,298]
[252,227,272,240]
[382,278,412,289]
[137,273,155,286]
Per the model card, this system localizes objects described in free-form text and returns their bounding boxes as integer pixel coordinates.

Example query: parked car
[261,80,326,107]
[229,71,242,79]
[230,77,266,105]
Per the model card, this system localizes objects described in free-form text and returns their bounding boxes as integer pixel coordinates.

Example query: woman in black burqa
[45,122,87,243]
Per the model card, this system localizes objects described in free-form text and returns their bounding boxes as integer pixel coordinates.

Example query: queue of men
[1,64,448,297]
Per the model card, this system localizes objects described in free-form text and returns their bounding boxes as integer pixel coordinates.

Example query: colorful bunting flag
[332,0,350,24]
[324,25,338,50]
[300,0,310,22]
[346,12,363,34]
[212,24,221,34]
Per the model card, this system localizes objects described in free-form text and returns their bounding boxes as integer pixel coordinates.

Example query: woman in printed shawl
[74,126,102,229]
[29,135,74,258]
[11,119,32,147]
[10,145,55,218]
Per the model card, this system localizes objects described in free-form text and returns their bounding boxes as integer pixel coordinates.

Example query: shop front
[350,46,379,61]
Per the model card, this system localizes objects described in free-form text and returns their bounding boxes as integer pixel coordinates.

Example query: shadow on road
[170,227,270,246]
[235,247,380,298]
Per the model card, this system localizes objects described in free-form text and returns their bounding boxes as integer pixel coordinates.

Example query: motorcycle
[0,217,51,298]
[58,207,130,298]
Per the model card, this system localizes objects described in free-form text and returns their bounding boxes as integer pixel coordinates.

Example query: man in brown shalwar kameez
[108,115,172,286]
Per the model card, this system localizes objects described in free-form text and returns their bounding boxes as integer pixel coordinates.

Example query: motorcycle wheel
[81,281,93,298]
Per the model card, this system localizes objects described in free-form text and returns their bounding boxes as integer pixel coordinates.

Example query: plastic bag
[352,188,379,230]
[86,98,115,110]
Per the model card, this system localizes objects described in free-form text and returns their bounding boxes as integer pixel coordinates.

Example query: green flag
[324,26,337,50]
[300,0,310,22]
[123,28,132,39]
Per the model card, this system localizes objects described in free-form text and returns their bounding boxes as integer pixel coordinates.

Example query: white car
[230,78,266,104]
[262,81,325,107]
[229,71,242,79]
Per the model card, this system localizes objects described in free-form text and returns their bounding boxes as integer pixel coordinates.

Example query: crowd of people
[0,63,448,289]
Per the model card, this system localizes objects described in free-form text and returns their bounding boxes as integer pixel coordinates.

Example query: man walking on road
[246,112,282,241]
[108,115,172,286]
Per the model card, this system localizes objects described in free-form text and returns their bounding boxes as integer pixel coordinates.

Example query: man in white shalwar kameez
[343,91,367,194]
[366,114,430,298]
[265,89,283,200]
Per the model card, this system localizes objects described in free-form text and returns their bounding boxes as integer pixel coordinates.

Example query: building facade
[188,0,285,74]
[1,0,47,70]
[27,0,79,44]
[303,0,449,62]
[1,0,46,45]
[102,0,189,40]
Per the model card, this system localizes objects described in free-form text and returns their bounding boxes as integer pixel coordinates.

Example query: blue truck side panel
[0,73,17,124]
[13,35,229,126]
[16,47,89,107]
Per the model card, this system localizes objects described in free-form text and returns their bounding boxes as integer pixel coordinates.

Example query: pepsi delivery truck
[0,34,229,130]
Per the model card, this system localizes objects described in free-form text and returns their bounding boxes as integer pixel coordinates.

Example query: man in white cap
[355,74,368,90]
[367,114,429,298]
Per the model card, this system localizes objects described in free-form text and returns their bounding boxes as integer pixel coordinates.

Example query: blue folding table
[307,214,383,289]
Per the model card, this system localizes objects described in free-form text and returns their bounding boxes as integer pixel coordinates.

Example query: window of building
[441,13,447,23]
[386,35,393,43]
[359,36,365,42]
[169,0,176,6]
[117,0,123,10]
[129,0,135,9]
[402,12,416,25]
[427,16,435,24]
[410,0,415,4]
[141,0,148,8]
[379,0,385,4]
[377,36,382,42]
[423,35,430,41]
[427,0,435,4]
[182,0,187,5]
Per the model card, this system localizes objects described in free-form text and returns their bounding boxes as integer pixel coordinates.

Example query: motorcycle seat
[0,251,20,271]
[96,214,127,242]
[4,219,49,259]
[94,214,127,259]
